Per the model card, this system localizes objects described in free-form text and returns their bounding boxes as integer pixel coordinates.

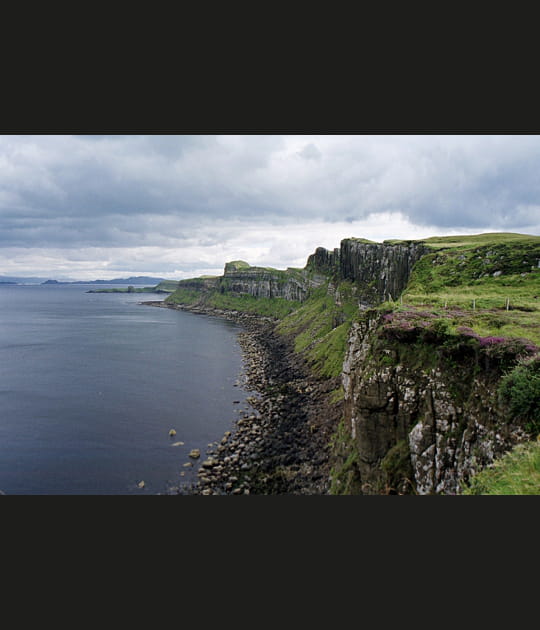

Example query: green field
[398,232,540,345]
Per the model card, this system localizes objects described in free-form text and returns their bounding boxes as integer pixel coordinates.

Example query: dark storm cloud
[1,134,539,258]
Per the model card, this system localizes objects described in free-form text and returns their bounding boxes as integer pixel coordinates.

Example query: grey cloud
[298,143,321,160]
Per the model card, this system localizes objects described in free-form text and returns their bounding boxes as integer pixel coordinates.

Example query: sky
[0,134,539,280]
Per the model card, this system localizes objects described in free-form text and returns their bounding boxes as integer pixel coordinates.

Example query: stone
[137,480,145,489]
[189,449,201,459]
[168,429,177,437]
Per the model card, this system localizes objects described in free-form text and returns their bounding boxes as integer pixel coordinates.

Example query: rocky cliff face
[338,312,532,494]
[305,239,429,305]
[219,263,327,302]
[172,240,429,308]
[339,239,429,305]
[305,246,340,275]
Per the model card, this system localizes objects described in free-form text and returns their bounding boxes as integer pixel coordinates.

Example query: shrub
[498,355,540,436]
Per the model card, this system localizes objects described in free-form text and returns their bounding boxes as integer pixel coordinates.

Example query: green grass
[166,284,301,317]
[421,231,538,249]
[463,440,540,494]
[278,288,336,351]
[329,418,362,495]
[399,233,540,345]
[329,386,345,404]
[224,260,251,272]
[153,279,180,292]
[277,283,357,378]
[206,293,301,318]
[347,237,378,244]
[165,287,205,305]
[306,321,352,378]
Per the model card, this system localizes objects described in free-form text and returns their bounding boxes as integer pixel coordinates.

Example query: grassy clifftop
[397,232,540,346]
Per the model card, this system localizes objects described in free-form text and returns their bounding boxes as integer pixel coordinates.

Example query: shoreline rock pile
[142,300,341,495]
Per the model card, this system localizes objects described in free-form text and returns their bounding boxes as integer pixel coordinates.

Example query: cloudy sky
[1,134,539,280]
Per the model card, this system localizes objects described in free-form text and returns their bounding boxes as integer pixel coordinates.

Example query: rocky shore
[141,300,342,494]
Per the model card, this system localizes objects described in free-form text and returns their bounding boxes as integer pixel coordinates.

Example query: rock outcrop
[339,239,429,305]
[170,239,430,308]
[220,263,325,302]
[305,246,340,275]
[338,312,533,495]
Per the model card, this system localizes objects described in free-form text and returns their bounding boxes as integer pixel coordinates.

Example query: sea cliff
[152,232,540,494]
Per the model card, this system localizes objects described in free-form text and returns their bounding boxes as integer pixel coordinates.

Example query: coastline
[141,300,342,495]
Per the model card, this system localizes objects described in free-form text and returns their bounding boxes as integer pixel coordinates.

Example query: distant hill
[0,275,49,284]
[41,276,167,285]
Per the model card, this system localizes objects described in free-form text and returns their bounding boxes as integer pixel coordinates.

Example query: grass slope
[277,283,358,378]
[463,439,540,494]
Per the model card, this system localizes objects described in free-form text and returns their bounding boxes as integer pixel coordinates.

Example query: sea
[0,284,254,495]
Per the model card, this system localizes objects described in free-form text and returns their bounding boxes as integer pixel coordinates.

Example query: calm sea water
[0,284,253,495]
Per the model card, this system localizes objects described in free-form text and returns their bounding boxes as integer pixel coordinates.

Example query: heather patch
[379,307,538,370]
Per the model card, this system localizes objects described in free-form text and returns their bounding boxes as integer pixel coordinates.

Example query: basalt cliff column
[339,240,429,305]
[219,261,327,302]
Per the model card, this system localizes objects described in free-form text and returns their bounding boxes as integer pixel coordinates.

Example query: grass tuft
[463,440,540,494]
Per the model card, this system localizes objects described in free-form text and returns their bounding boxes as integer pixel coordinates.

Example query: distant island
[42,276,166,285]
[0,275,168,286]
[86,279,179,294]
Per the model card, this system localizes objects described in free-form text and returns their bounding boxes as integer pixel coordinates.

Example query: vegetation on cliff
[329,306,539,495]
[166,281,301,318]
[463,439,540,495]
[276,283,358,378]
